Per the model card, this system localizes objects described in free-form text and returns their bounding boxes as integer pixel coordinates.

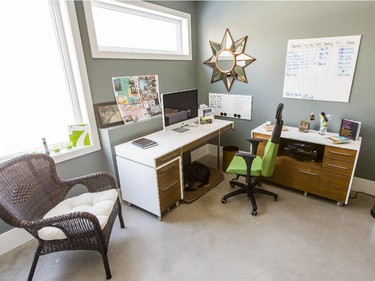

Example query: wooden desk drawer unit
[157,159,181,213]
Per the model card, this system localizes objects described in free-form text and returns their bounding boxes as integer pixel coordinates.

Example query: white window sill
[51,143,101,164]
[0,144,101,165]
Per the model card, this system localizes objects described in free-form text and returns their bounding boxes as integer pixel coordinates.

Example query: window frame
[43,1,101,163]
[83,0,192,60]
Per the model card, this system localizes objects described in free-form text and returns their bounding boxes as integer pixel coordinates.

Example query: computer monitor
[161,89,199,133]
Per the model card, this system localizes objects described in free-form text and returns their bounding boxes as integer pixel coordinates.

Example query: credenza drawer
[323,146,356,176]
[155,149,181,167]
[318,171,350,202]
[322,159,353,176]
[272,162,321,193]
[324,146,356,162]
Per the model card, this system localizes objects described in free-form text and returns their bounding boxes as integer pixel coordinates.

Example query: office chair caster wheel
[251,211,257,216]
[221,198,227,204]
[274,196,279,202]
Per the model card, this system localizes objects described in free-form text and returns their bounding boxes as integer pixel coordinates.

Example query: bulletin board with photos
[112,75,162,124]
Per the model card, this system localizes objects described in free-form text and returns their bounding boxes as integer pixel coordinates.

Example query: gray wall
[196,1,375,181]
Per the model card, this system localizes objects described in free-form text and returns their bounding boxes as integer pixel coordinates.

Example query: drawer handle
[159,163,178,173]
[161,181,178,191]
[328,163,348,170]
[329,150,350,157]
[298,169,319,176]
[159,152,179,162]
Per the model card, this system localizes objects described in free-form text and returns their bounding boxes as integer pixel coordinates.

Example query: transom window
[83,0,192,60]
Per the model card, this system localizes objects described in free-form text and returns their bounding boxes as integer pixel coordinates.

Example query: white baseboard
[0,228,33,255]
[351,177,375,196]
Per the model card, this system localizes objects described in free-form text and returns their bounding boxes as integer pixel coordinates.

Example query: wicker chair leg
[28,245,42,281]
[117,201,125,228]
[102,253,112,279]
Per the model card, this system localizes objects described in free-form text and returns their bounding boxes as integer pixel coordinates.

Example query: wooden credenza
[252,124,361,205]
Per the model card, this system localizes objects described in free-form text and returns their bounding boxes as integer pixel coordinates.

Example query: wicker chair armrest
[22,212,103,239]
[61,172,117,193]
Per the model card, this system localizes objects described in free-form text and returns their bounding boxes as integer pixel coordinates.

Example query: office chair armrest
[245,138,264,154]
[235,152,256,182]
[236,151,256,160]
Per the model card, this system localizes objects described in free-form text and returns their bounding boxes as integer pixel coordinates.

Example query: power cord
[349,191,375,219]
[349,191,375,199]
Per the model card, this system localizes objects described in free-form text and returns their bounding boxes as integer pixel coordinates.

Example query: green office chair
[221,103,284,216]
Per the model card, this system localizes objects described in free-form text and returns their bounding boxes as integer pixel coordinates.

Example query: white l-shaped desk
[115,120,233,219]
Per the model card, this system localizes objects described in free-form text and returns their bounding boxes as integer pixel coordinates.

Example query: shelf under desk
[115,120,233,219]
[252,123,362,205]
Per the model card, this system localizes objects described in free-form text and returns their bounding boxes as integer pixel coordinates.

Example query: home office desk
[115,120,233,219]
[252,124,362,205]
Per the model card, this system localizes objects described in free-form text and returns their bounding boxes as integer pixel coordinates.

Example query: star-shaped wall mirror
[203,29,256,91]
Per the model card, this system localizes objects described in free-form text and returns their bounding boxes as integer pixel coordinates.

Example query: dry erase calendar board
[209,93,252,120]
[283,35,361,102]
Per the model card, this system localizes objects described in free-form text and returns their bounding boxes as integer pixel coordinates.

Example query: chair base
[221,179,278,216]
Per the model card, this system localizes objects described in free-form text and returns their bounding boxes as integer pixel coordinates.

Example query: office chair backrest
[261,103,284,177]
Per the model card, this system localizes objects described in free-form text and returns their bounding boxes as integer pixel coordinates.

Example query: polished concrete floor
[1,167,375,280]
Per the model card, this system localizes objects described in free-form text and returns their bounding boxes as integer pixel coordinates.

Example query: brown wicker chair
[0,153,125,280]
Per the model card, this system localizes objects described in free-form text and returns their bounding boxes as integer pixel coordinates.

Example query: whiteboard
[209,93,252,120]
[283,35,361,102]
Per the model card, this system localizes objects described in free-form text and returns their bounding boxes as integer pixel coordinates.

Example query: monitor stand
[173,126,190,133]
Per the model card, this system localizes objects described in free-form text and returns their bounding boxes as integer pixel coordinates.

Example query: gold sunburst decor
[203,29,256,91]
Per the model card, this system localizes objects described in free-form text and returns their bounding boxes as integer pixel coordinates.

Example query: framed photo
[94,102,124,128]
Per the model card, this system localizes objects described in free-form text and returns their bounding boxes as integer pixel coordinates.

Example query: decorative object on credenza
[203,29,256,91]
[298,112,315,133]
[318,112,332,135]
[94,102,124,128]
[298,119,310,133]
[339,118,362,141]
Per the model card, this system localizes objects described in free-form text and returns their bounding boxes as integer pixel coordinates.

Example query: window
[0,1,100,163]
[83,0,192,60]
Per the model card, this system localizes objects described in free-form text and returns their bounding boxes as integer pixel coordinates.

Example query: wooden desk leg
[217,134,221,170]
[182,151,191,165]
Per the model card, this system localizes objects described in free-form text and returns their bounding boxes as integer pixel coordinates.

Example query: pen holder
[318,126,327,135]
[319,113,332,135]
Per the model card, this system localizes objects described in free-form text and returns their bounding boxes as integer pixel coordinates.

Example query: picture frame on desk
[94,102,124,128]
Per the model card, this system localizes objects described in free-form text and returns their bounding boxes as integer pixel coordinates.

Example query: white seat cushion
[38,189,118,241]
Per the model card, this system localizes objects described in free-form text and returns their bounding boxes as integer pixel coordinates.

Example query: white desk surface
[115,119,233,167]
[252,123,362,151]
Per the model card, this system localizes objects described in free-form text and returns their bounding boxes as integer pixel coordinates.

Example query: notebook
[131,138,158,149]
